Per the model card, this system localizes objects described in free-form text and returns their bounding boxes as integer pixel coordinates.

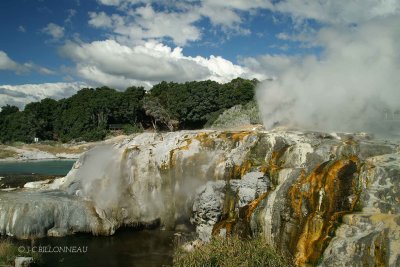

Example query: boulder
[15,257,33,267]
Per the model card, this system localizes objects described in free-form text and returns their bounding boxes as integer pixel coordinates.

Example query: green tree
[0,77,257,142]
[0,105,19,116]
[146,78,256,129]
[0,112,36,143]
[218,78,255,109]
[114,86,146,125]
[24,98,58,140]
[143,95,179,131]
[54,88,113,141]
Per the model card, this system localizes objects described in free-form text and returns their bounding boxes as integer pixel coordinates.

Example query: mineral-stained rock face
[0,130,263,238]
[58,130,263,231]
[191,171,269,241]
[251,132,399,266]
[0,129,399,266]
[288,157,360,265]
[320,153,400,267]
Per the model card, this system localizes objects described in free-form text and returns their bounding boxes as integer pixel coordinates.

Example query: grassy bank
[27,143,87,155]
[0,239,41,266]
[173,236,291,267]
[0,147,17,159]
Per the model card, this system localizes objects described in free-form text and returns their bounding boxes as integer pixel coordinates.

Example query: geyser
[256,15,400,136]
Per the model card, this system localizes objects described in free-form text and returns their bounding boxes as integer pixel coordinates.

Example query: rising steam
[256,15,400,136]
[64,139,213,226]
[72,145,126,211]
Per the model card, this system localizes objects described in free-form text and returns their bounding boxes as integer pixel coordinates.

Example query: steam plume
[256,16,400,136]
[74,145,125,210]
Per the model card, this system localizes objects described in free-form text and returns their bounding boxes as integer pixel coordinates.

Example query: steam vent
[1,129,399,266]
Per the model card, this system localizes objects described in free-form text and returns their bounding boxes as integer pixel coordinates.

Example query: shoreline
[0,145,83,162]
[0,156,80,162]
[0,134,130,162]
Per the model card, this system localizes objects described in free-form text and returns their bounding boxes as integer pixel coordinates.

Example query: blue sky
[0,0,315,85]
[0,0,399,108]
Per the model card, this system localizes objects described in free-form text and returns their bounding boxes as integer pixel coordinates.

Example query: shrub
[209,101,262,130]
[122,123,143,135]
[173,236,291,267]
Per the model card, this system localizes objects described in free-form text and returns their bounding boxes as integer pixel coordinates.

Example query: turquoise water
[0,160,75,176]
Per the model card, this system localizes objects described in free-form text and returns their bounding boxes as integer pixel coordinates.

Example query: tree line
[0,78,257,143]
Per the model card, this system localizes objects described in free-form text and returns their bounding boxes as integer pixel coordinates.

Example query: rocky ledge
[0,129,398,266]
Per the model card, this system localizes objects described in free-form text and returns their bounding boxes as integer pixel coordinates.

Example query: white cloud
[97,0,122,6]
[41,23,65,40]
[90,0,399,45]
[135,0,399,48]
[60,39,257,89]
[88,11,113,28]
[0,51,20,72]
[256,15,400,135]
[90,1,272,46]
[17,25,26,33]
[0,82,88,109]
[192,55,253,81]
[198,4,242,29]
[202,0,271,11]
[266,0,400,25]
[240,54,300,79]
[22,62,55,75]
[0,51,54,75]
[199,0,271,29]
[276,32,289,40]
[88,5,201,46]
[131,4,201,45]
[65,9,77,24]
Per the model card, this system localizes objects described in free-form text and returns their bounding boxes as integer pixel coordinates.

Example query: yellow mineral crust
[243,191,269,223]
[232,161,253,179]
[266,145,289,186]
[195,132,216,148]
[289,156,360,266]
[159,139,192,170]
[212,190,270,238]
[217,131,253,143]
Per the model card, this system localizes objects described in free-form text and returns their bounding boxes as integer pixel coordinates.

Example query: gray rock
[320,153,400,266]
[15,257,33,267]
[190,181,225,241]
[190,172,270,241]
[0,190,115,239]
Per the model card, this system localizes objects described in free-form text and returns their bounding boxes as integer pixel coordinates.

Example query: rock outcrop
[0,190,114,238]
[250,132,399,266]
[191,171,269,241]
[320,153,400,267]
[1,130,263,238]
[0,129,398,266]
